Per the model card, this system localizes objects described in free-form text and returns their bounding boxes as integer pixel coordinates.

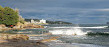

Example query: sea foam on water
[49,27,88,35]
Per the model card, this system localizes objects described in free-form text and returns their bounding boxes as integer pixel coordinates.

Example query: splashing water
[49,28,88,35]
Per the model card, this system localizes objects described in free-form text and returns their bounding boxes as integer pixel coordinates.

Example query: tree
[0,6,19,26]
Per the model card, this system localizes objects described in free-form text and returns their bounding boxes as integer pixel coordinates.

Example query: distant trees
[0,6,25,26]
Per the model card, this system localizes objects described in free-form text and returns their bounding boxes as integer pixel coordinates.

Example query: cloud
[19,7,109,24]
[1,0,109,24]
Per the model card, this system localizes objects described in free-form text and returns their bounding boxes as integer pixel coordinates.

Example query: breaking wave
[49,26,109,36]
[49,28,88,35]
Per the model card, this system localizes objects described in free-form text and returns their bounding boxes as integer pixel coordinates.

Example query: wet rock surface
[0,40,48,47]
[0,34,48,47]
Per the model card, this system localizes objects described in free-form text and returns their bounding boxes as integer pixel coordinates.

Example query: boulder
[23,24,44,28]
[40,36,60,42]
[0,24,6,29]
[0,34,29,41]
[14,22,23,28]
[10,34,29,41]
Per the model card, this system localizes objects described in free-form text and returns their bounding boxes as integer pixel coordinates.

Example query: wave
[87,32,109,36]
[49,26,109,36]
[49,28,88,35]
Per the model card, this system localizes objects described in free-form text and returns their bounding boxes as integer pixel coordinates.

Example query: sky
[0,0,109,24]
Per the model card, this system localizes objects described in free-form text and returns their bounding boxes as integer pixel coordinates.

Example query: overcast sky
[0,0,109,24]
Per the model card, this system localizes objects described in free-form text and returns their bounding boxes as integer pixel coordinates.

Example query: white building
[40,19,46,23]
[30,19,47,24]
[31,19,35,23]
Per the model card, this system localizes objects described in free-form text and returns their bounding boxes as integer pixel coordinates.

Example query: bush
[0,6,19,26]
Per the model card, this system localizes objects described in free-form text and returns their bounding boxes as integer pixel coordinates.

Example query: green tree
[0,6,19,26]
[0,6,4,24]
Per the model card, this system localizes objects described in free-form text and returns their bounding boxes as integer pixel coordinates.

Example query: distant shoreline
[25,19,72,24]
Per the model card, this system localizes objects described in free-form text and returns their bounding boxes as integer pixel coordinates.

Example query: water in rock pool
[4,24,109,47]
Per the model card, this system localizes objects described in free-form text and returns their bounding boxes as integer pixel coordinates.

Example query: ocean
[4,24,109,47]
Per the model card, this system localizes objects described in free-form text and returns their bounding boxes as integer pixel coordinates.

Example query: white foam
[49,28,88,35]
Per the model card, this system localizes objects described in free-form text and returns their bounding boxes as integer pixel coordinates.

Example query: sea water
[4,24,109,47]
[47,25,109,47]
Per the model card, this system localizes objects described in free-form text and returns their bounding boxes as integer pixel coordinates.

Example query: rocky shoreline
[0,24,50,47]
[0,40,48,47]
[0,34,59,47]
[0,24,44,32]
